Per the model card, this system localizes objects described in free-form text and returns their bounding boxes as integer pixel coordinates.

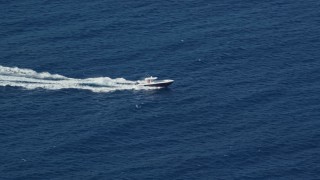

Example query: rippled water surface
[1,0,320,179]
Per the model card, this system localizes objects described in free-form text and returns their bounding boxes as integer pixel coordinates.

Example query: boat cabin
[145,76,158,84]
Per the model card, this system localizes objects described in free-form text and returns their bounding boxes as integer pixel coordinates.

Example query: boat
[137,76,174,88]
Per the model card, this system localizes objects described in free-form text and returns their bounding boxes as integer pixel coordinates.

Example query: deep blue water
[1,0,320,179]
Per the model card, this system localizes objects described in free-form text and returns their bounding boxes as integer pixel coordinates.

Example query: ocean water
[1,0,320,179]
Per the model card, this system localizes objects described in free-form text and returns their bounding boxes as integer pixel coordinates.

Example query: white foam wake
[0,65,157,93]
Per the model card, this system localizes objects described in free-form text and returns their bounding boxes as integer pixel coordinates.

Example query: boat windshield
[145,76,157,83]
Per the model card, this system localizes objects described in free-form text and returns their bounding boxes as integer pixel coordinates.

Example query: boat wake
[0,65,158,93]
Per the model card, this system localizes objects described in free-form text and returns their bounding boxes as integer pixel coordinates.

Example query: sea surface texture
[1,0,320,179]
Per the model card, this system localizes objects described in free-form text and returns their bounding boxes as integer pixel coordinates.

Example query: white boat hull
[138,80,174,88]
